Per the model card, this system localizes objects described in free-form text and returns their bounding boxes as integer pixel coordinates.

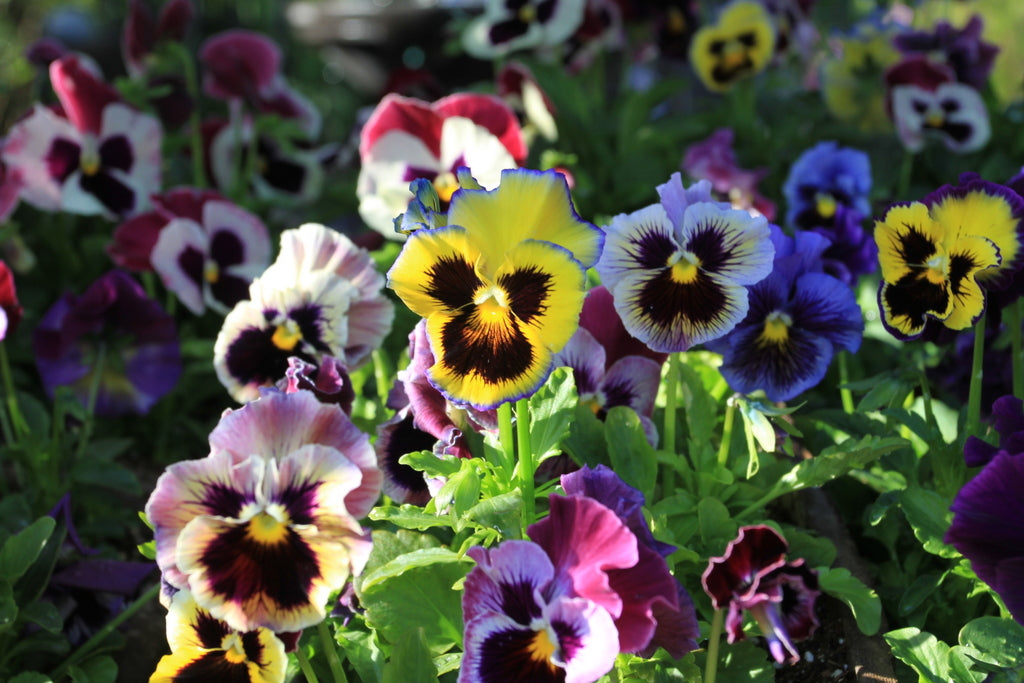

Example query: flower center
[518,3,537,23]
[271,319,303,351]
[669,251,701,284]
[526,623,559,666]
[815,192,837,219]
[761,310,793,344]
[474,285,509,319]
[204,260,220,284]
[924,253,947,284]
[247,510,290,545]
[433,171,459,204]
[220,632,248,664]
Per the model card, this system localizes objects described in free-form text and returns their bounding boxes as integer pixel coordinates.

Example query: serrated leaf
[885,627,949,682]
[958,616,1024,668]
[774,436,906,497]
[0,517,55,582]
[399,451,461,478]
[383,627,436,683]
[360,548,470,591]
[818,567,881,635]
[605,406,658,499]
[336,627,383,683]
[463,491,521,539]
[898,487,958,558]
[356,531,442,597]
[529,367,578,460]
[368,506,452,532]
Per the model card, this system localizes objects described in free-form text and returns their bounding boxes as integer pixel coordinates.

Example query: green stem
[1009,299,1023,399]
[177,43,206,189]
[294,644,320,683]
[716,396,737,467]
[317,619,348,683]
[662,352,680,495]
[704,608,725,683]
[74,343,106,462]
[0,341,17,445]
[837,350,854,414]
[965,312,986,441]
[496,401,516,481]
[896,151,914,199]
[918,356,936,430]
[49,583,159,681]
[515,397,535,533]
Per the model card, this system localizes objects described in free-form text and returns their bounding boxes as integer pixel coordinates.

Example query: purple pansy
[707,226,863,402]
[893,14,999,91]
[1,54,162,218]
[945,450,1024,625]
[781,141,872,232]
[702,525,821,664]
[33,269,181,416]
[963,395,1024,468]
[809,205,878,286]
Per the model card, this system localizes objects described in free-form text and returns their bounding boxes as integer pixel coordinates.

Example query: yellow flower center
[667,7,687,34]
[474,285,509,319]
[220,633,248,664]
[80,152,101,176]
[527,625,559,665]
[924,253,947,284]
[669,252,701,284]
[518,3,536,23]
[271,319,303,351]
[204,260,220,284]
[433,172,459,204]
[924,111,945,128]
[719,43,749,70]
[247,510,290,545]
[761,310,792,344]
[815,193,837,219]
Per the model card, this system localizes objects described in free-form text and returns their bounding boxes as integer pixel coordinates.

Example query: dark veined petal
[678,203,773,284]
[387,225,482,318]
[151,589,286,683]
[175,448,372,633]
[597,204,679,291]
[463,541,554,627]
[941,234,1001,329]
[874,202,943,284]
[425,239,586,409]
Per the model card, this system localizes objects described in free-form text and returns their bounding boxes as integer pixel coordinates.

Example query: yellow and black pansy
[690,1,776,92]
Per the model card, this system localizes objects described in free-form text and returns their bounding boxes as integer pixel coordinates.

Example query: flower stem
[965,312,986,440]
[294,644,320,683]
[74,343,106,462]
[515,397,535,533]
[704,608,725,683]
[0,340,21,443]
[317,619,348,683]
[662,352,680,495]
[49,582,159,681]
[496,401,516,481]
[1009,299,1023,399]
[178,43,206,189]
[716,396,737,468]
[837,350,854,414]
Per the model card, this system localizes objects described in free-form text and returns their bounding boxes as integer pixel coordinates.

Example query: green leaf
[898,571,947,616]
[947,646,986,683]
[70,459,141,495]
[676,361,717,446]
[529,367,578,461]
[605,406,658,499]
[562,404,608,468]
[462,491,522,539]
[360,547,471,592]
[356,530,442,596]
[697,497,737,550]
[0,579,17,633]
[958,616,1024,668]
[898,487,959,558]
[818,567,881,635]
[383,627,436,683]
[368,506,453,531]
[68,655,117,683]
[9,674,53,683]
[773,436,906,497]
[856,374,914,412]
[450,464,482,518]
[0,517,55,582]
[361,558,469,654]
[738,398,776,454]
[336,626,383,683]
[19,600,62,633]
[885,627,949,682]
[399,451,462,478]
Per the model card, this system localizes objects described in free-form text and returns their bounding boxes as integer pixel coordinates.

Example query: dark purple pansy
[33,269,181,416]
[945,451,1024,625]
[893,14,999,90]
[963,395,1024,468]
[702,525,820,664]
[810,205,877,286]
[278,355,355,414]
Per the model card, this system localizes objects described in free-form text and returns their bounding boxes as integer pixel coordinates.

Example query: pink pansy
[109,187,221,272]
[0,153,23,223]
[681,128,776,220]
[356,93,527,238]
[122,0,193,77]
[1,54,162,218]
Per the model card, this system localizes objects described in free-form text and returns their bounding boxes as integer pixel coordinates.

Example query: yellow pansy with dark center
[690,0,776,92]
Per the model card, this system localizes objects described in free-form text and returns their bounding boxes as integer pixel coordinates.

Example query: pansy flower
[886,57,990,154]
[681,128,776,220]
[702,525,820,664]
[689,0,776,93]
[963,395,1024,468]
[215,223,394,403]
[0,260,23,340]
[893,14,998,91]
[810,205,878,286]
[819,19,901,133]
[277,355,355,413]
[33,269,181,416]
[875,176,1024,339]
[462,0,588,59]
[357,93,526,239]
[150,589,287,683]
[596,173,774,353]
[945,450,1024,625]
[2,54,162,217]
[110,187,271,315]
[496,62,558,144]
[460,540,620,683]
[387,168,602,409]
[707,226,863,402]
[121,0,195,130]
[782,141,872,231]
[146,416,377,631]
[0,153,23,223]
[555,287,665,445]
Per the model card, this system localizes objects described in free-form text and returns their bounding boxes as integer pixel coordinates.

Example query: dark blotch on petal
[211,229,246,268]
[241,630,266,666]
[47,138,81,183]
[211,273,253,310]
[79,171,136,215]
[477,626,565,682]
[194,608,231,649]
[489,18,530,45]
[884,273,949,328]
[290,305,332,353]
[174,650,257,683]
[638,268,728,326]
[201,524,321,610]
[440,308,534,384]
[201,483,250,518]
[179,245,205,288]
[897,227,938,264]
[427,255,480,310]
[499,267,551,324]
[501,580,543,625]
[632,227,676,269]
[262,155,307,195]
[686,221,732,272]
[948,251,981,296]
[99,135,134,173]
[378,410,435,505]
[225,326,315,388]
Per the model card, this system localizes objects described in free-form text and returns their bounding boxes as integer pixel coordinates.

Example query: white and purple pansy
[462,0,588,59]
[1,54,162,218]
